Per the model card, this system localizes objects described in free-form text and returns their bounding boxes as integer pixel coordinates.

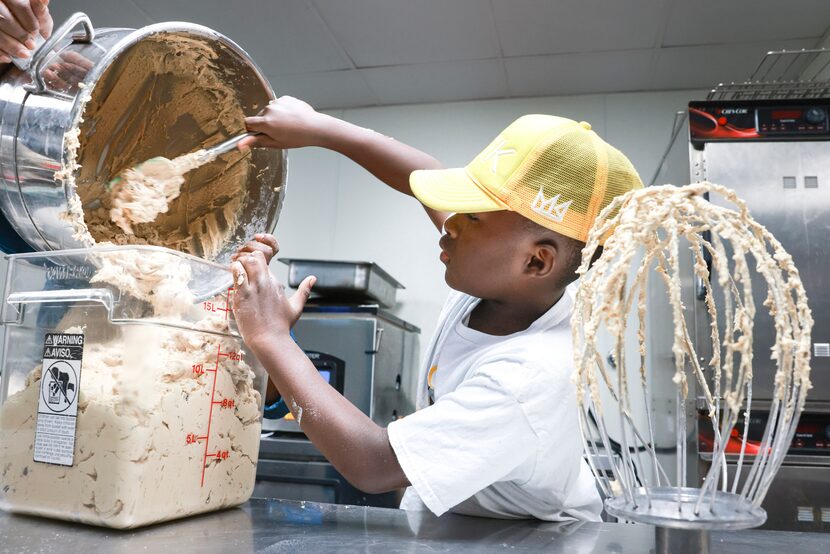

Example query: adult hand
[42,50,93,90]
[0,0,52,63]
[238,96,332,150]
[231,250,316,349]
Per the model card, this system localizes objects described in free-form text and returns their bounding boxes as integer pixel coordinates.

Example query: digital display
[690,101,830,141]
[772,110,802,120]
[318,369,331,384]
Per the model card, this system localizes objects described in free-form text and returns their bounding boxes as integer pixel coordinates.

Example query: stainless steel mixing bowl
[0,13,286,263]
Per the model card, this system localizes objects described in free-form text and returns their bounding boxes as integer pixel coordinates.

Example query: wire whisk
[572,182,813,530]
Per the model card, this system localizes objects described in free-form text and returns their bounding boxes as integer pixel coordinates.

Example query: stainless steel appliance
[254,304,420,507]
[651,49,830,531]
[281,258,404,308]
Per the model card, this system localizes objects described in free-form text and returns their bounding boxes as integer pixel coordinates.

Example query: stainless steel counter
[1,498,830,553]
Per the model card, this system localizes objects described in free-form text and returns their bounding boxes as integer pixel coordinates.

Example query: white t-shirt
[387,290,601,521]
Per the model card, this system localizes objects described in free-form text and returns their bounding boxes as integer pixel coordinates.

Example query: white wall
[271,89,705,363]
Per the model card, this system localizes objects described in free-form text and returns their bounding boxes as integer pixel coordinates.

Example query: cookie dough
[109,149,216,235]
[572,182,812,413]
[0,247,264,528]
[0,318,262,529]
[88,248,196,317]
[57,35,252,259]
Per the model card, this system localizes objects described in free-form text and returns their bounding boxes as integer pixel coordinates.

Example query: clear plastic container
[0,246,267,528]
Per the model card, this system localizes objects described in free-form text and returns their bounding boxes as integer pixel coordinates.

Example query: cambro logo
[720,108,749,115]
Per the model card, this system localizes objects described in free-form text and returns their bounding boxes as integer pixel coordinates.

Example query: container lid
[2,245,237,336]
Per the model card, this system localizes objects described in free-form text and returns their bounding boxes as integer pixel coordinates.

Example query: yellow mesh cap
[410,114,644,242]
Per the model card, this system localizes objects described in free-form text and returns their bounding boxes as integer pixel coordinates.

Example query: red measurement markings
[213,398,235,409]
[200,343,222,487]
[185,433,207,445]
[192,362,218,379]
[201,287,236,321]
[226,287,236,320]
[201,300,229,316]
[205,450,229,461]
[196,341,242,486]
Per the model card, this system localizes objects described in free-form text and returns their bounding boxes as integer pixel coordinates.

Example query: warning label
[34,333,84,466]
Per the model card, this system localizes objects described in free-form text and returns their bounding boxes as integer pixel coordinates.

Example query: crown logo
[530,186,572,223]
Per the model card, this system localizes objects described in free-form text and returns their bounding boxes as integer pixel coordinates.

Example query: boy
[230,96,643,521]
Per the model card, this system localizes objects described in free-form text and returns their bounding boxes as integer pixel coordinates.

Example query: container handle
[7,288,114,309]
[24,12,95,94]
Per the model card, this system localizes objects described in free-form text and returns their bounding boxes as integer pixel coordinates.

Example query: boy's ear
[526,243,558,278]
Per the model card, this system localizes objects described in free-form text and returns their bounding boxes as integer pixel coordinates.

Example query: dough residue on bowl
[56,35,253,260]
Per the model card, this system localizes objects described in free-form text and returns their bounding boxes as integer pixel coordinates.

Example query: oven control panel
[689,100,830,143]
[699,410,830,456]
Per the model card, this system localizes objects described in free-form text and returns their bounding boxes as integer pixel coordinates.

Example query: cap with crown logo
[410,114,644,242]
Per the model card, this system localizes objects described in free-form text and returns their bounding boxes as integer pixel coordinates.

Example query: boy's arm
[232,250,410,494]
[256,333,409,494]
[239,96,450,231]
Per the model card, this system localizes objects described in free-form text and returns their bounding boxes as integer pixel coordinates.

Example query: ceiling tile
[361,59,506,105]
[269,70,376,109]
[664,0,830,47]
[493,0,664,56]
[47,0,830,107]
[650,39,817,90]
[49,1,153,29]
[313,0,500,66]
[131,0,350,75]
[505,50,654,97]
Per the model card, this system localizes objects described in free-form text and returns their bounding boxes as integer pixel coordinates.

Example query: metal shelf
[708,48,830,101]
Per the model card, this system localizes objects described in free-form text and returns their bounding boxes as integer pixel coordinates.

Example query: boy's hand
[231,233,279,265]
[238,96,331,151]
[231,251,316,349]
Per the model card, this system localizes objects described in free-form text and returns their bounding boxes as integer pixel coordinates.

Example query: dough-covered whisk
[572,182,813,551]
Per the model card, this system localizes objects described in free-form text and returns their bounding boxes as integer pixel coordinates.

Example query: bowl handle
[23,12,96,94]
